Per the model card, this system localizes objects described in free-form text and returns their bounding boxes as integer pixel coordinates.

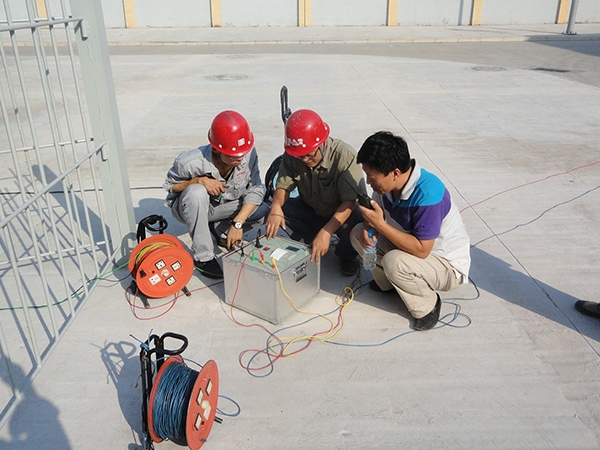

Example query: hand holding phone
[358,193,374,210]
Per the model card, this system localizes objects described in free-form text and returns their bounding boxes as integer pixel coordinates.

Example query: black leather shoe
[369,280,384,292]
[414,294,441,331]
[341,258,359,276]
[368,280,394,293]
[195,258,223,279]
[574,300,600,319]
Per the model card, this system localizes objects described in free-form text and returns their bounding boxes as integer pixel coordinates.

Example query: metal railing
[0,0,135,429]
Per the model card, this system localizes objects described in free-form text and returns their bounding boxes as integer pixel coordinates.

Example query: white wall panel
[578,0,600,23]
[101,0,125,28]
[311,0,387,26]
[136,0,211,28]
[480,0,558,25]
[397,0,471,26]
[221,0,297,27]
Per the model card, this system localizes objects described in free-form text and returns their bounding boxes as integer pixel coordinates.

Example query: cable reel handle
[280,85,291,124]
[158,332,188,356]
[145,216,168,233]
[136,214,169,243]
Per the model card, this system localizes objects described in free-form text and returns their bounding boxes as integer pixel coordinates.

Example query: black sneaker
[340,258,359,276]
[575,300,600,319]
[413,294,441,331]
[195,258,223,279]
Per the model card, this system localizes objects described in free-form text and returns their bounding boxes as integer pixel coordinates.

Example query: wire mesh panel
[0,0,134,427]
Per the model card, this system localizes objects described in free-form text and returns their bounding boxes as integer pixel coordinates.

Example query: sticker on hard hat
[285,137,305,147]
[237,138,245,146]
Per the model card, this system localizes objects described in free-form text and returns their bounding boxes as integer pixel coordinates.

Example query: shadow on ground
[470,246,600,342]
[0,363,71,450]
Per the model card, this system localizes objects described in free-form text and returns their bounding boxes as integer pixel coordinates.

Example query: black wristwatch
[231,220,243,230]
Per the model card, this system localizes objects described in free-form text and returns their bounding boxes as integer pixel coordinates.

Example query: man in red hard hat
[164,110,268,279]
[265,109,366,276]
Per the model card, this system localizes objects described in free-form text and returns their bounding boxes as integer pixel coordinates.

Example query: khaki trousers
[350,225,461,319]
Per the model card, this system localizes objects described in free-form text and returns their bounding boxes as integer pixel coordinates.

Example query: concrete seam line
[6,34,600,49]
[98,35,600,47]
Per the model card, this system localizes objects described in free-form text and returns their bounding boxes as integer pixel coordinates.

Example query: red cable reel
[140,332,221,450]
[129,234,194,298]
[148,356,220,450]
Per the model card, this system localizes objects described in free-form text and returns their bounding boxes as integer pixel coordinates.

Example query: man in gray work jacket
[163,110,268,279]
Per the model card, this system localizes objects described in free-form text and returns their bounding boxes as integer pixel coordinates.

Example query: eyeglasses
[297,147,321,160]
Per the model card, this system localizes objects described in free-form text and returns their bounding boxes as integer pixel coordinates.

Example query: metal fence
[0,0,134,428]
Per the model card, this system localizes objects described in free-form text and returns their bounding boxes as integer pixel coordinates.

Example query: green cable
[0,262,129,312]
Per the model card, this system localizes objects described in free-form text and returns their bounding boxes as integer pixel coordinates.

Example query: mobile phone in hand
[358,193,374,210]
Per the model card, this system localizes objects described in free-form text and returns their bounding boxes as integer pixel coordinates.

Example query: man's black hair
[356,131,412,175]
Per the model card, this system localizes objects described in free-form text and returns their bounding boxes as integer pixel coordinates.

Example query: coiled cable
[151,360,198,443]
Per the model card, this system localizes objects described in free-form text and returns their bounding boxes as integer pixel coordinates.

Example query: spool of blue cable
[148,356,219,450]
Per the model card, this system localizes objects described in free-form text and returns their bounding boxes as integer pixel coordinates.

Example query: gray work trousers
[350,224,461,319]
[171,184,269,262]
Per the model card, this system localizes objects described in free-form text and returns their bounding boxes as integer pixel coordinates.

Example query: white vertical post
[565,0,579,35]
[69,0,136,260]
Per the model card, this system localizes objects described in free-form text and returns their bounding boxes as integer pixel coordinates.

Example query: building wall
[3,0,596,29]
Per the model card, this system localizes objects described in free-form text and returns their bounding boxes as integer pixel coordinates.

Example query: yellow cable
[132,241,176,271]
[267,258,356,356]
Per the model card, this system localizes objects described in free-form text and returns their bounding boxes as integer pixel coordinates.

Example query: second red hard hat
[284,109,330,157]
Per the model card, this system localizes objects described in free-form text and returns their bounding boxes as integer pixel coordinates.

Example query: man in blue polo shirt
[350,131,471,331]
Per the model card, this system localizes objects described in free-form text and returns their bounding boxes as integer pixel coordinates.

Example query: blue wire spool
[148,356,220,449]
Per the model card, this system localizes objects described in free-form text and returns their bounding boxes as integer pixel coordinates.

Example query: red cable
[225,250,287,368]
[125,281,223,320]
[461,159,600,213]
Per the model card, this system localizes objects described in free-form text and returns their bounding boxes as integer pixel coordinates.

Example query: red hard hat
[208,110,254,156]
[284,109,330,157]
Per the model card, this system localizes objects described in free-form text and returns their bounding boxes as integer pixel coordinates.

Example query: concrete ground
[2,24,600,450]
